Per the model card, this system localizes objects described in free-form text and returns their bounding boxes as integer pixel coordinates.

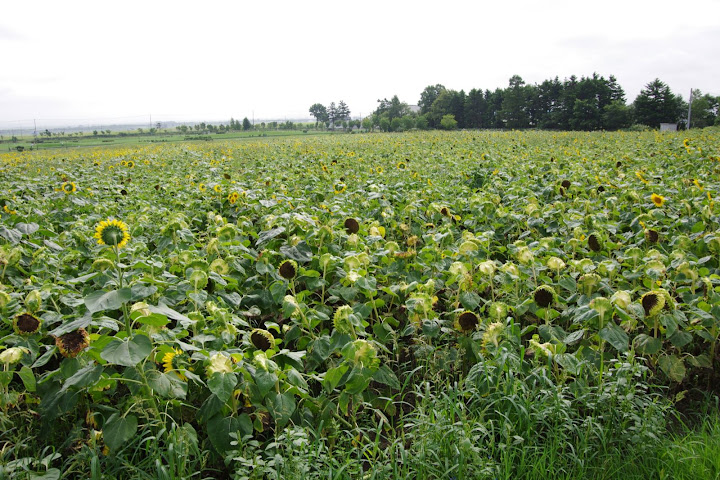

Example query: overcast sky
[1,0,719,129]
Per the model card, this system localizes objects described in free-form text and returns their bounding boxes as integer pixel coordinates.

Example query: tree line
[364,75,718,132]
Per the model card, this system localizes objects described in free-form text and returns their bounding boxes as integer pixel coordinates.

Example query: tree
[689,89,718,128]
[419,84,446,114]
[309,103,328,128]
[374,95,409,121]
[336,101,351,123]
[242,117,252,131]
[602,100,633,130]
[440,114,458,130]
[633,79,684,128]
[500,75,530,129]
[328,102,337,127]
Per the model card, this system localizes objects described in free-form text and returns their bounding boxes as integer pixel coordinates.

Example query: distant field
[1,129,720,479]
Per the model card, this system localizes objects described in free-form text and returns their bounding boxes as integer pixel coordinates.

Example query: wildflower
[94,219,130,249]
[56,328,90,358]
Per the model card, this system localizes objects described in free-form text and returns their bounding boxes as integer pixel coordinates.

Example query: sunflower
[278,259,297,280]
[641,291,665,317]
[694,179,704,191]
[587,233,602,252]
[126,160,135,168]
[94,219,131,249]
[213,185,222,193]
[162,348,188,381]
[396,161,407,170]
[333,182,347,194]
[683,138,690,148]
[333,305,355,335]
[61,181,77,194]
[645,229,659,244]
[227,192,239,204]
[14,312,42,335]
[250,329,275,351]
[561,180,571,189]
[651,193,664,207]
[455,311,479,333]
[321,164,329,173]
[375,166,384,174]
[198,183,206,192]
[56,328,90,358]
[344,217,360,234]
[533,286,556,308]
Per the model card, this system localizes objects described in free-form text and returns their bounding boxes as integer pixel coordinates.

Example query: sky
[1,0,719,130]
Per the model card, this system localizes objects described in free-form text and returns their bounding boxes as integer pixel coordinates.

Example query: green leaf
[208,372,238,403]
[133,313,169,327]
[49,315,92,337]
[18,366,36,392]
[599,324,629,352]
[633,334,662,355]
[267,392,296,428]
[29,469,61,480]
[61,363,103,392]
[100,334,152,367]
[207,415,245,453]
[15,222,39,235]
[280,241,313,263]
[146,369,187,399]
[84,288,132,313]
[459,291,481,311]
[324,364,348,391]
[372,365,400,389]
[256,227,285,248]
[563,329,585,345]
[658,355,686,382]
[0,226,22,243]
[104,413,138,451]
[253,369,278,397]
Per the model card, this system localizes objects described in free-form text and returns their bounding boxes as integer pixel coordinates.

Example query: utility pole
[687,89,693,130]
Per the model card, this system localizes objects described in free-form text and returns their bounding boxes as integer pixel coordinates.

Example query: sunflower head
[94,219,130,249]
[561,180,571,189]
[162,348,189,380]
[278,259,298,280]
[533,286,556,308]
[641,291,666,317]
[334,182,347,194]
[56,328,90,358]
[61,181,77,194]
[344,217,360,234]
[651,194,665,207]
[587,233,602,252]
[645,229,660,244]
[455,311,479,333]
[250,329,275,351]
[14,312,42,335]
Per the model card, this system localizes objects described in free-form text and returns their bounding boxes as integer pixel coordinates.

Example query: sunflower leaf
[104,413,138,451]
[280,241,313,263]
[100,334,152,367]
[208,372,238,403]
[84,288,132,313]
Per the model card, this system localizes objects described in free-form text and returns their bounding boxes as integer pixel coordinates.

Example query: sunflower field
[1,129,720,479]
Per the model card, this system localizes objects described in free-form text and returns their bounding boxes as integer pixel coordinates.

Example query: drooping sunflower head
[645,229,659,244]
[455,311,479,333]
[278,259,298,280]
[440,206,451,217]
[94,219,130,249]
[250,329,275,351]
[533,285,556,308]
[333,305,355,335]
[561,180,571,189]
[344,217,360,234]
[56,328,90,358]
[587,233,602,252]
[14,312,42,335]
[162,348,189,380]
[651,193,665,207]
[641,290,666,317]
[61,181,77,194]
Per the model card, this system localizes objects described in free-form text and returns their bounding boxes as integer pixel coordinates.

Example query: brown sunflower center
[561,180,571,189]
[458,312,479,332]
[344,218,360,234]
[534,288,554,307]
[278,261,296,279]
[16,313,40,333]
[588,234,601,252]
[57,329,90,358]
[251,331,272,350]
[641,294,659,316]
[646,229,659,243]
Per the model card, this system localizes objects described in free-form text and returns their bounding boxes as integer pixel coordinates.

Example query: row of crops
[1,129,719,477]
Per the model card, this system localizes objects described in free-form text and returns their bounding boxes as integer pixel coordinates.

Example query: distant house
[660,123,678,131]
